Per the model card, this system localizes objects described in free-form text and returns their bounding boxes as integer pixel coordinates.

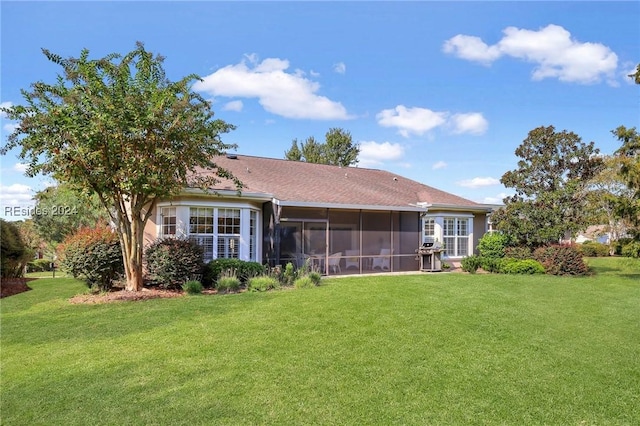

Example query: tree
[493,125,603,246]
[1,219,32,278]
[1,43,240,291]
[284,128,359,166]
[585,155,635,249]
[13,219,43,259]
[32,182,110,244]
[612,126,640,239]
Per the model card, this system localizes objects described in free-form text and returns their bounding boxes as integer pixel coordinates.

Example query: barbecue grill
[415,237,442,272]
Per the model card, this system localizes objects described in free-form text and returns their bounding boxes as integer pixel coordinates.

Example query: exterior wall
[145,196,488,275]
[473,213,489,255]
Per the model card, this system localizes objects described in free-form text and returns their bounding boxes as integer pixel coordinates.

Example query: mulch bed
[0,278,36,298]
[68,287,225,304]
[69,288,187,304]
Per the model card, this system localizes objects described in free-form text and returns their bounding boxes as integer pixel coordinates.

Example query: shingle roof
[193,154,482,210]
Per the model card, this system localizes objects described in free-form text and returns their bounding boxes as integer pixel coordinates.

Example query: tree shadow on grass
[619,274,640,281]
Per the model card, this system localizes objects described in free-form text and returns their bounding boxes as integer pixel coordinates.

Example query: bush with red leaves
[533,244,589,276]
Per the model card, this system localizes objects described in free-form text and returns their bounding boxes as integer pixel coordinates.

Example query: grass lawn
[1,257,639,425]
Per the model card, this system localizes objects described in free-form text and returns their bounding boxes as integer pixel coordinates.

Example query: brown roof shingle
[194,154,482,210]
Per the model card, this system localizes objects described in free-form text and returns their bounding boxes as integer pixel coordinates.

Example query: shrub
[203,258,265,287]
[307,271,322,286]
[621,241,640,258]
[294,276,316,289]
[533,245,589,276]
[27,259,53,273]
[579,241,610,257]
[247,276,281,292]
[461,255,482,273]
[182,280,203,295]
[480,257,503,274]
[613,238,634,256]
[59,226,124,290]
[477,232,509,258]
[216,269,241,293]
[499,258,545,275]
[282,262,297,286]
[145,237,204,289]
[504,246,533,260]
[1,219,32,278]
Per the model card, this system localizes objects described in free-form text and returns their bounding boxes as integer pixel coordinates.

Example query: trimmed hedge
[578,241,610,257]
[477,232,509,258]
[500,258,545,275]
[27,258,54,273]
[621,241,640,258]
[145,237,204,289]
[1,219,31,278]
[461,255,482,273]
[59,226,124,290]
[533,244,589,276]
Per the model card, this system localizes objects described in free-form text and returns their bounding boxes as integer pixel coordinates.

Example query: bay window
[158,204,259,263]
[422,215,472,258]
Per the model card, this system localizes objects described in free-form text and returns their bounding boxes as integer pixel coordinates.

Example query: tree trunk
[122,214,145,291]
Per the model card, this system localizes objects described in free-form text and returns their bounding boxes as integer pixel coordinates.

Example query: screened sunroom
[263,205,422,276]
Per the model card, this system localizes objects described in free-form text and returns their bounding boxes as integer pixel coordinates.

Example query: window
[218,208,240,234]
[161,207,176,236]
[217,209,241,259]
[189,208,214,261]
[443,217,469,257]
[163,205,258,262]
[423,218,435,241]
[190,207,214,234]
[249,210,257,261]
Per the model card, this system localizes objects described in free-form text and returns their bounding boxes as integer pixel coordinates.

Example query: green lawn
[2,257,639,425]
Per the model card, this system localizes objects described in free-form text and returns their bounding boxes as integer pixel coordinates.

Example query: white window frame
[160,207,177,236]
[156,202,261,262]
[422,213,473,258]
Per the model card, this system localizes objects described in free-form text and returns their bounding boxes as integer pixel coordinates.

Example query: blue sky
[1,1,639,221]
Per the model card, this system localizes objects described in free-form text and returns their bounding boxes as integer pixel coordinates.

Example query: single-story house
[144,154,493,275]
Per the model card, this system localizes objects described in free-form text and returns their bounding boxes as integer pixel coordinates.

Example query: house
[574,225,613,244]
[144,154,493,275]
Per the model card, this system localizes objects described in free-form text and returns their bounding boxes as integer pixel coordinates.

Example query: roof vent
[226,153,238,160]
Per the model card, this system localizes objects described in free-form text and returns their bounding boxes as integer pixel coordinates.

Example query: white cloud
[482,192,510,205]
[449,113,488,135]
[376,105,488,137]
[0,101,12,118]
[333,62,346,74]
[3,123,19,133]
[222,100,243,112]
[442,35,501,65]
[358,141,405,168]
[376,105,447,137]
[13,163,28,173]
[193,55,352,120]
[0,183,34,207]
[432,161,447,170]
[1,102,17,133]
[457,177,501,188]
[443,24,618,84]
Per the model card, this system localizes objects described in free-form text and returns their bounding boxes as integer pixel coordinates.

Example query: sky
[1,1,639,221]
